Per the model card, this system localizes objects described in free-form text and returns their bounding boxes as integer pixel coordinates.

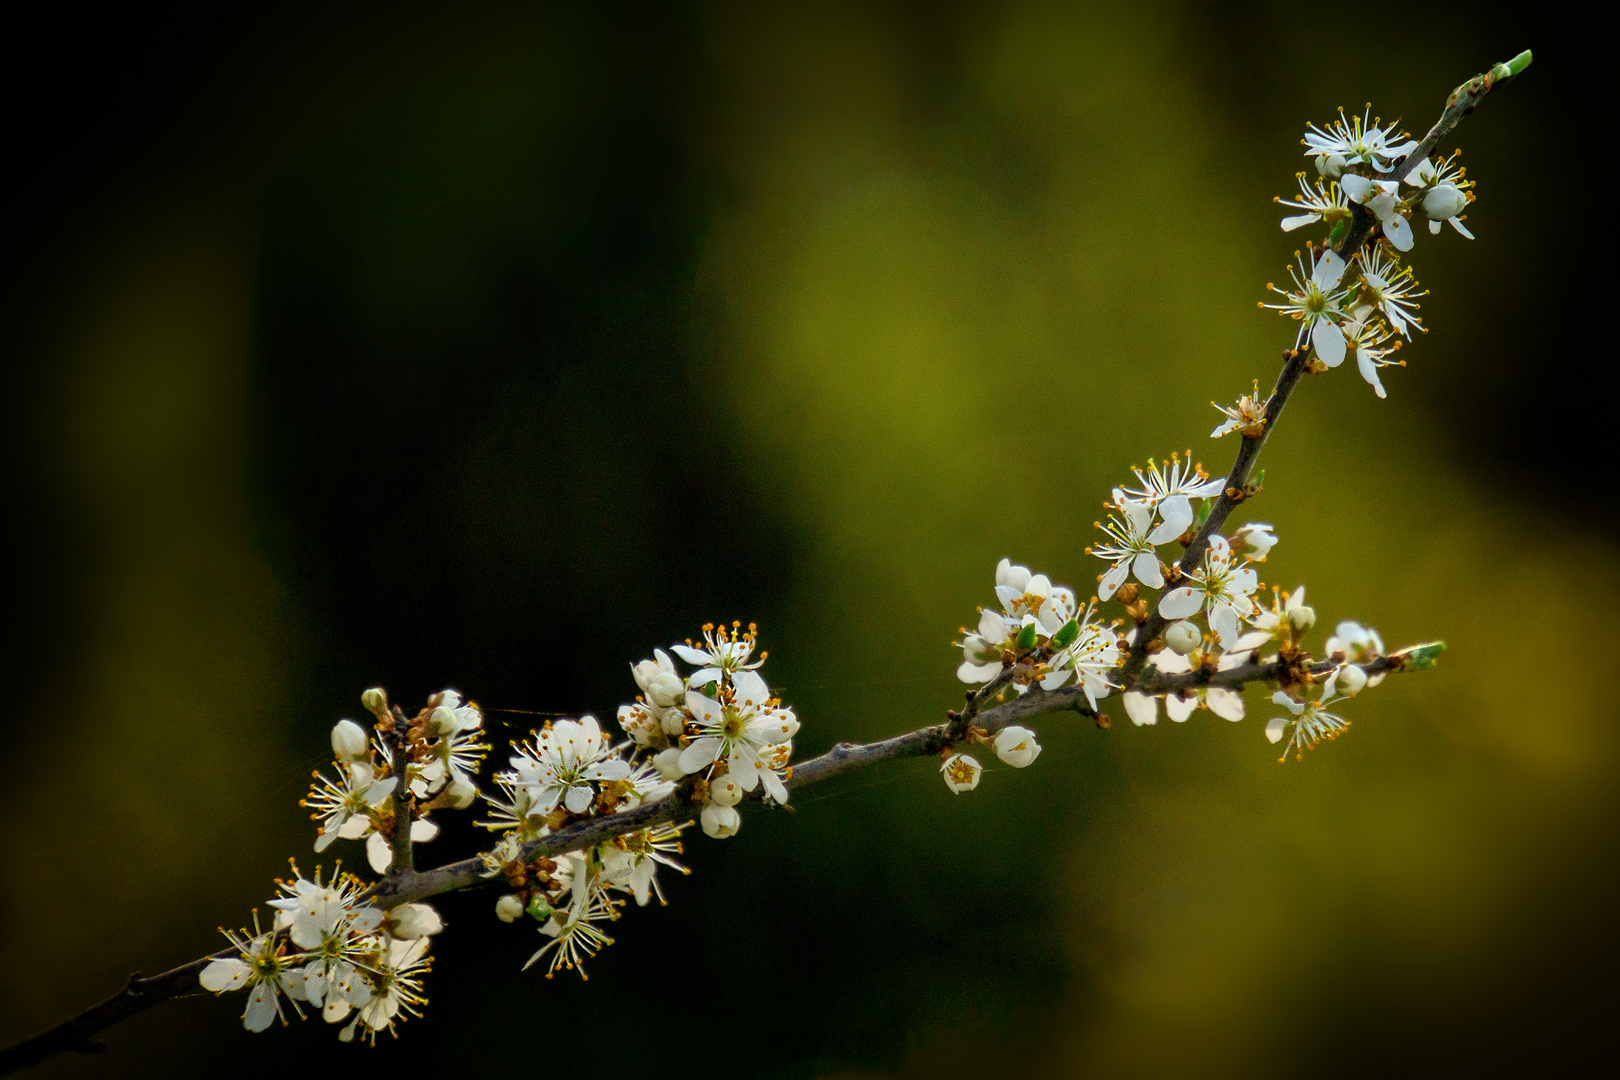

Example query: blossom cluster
[199,864,443,1043]
[946,558,1122,790]
[301,689,489,874]
[1258,107,1476,399]
[474,622,798,978]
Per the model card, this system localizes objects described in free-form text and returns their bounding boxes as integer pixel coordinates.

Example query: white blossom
[1303,107,1414,173]
[1039,615,1121,709]
[507,716,633,818]
[957,607,1013,683]
[366,818,441,875]
[1326,620,1387,687]
[1089,502,1166,600]
[1276,174,1350,232]
[1117,454,1226,506]
[1211,381,1270,439]
[1357,247,1426,339]
[1265,691,1351,762]
[940,753,982,793]
[599,823,689,906]
[678,670,798,805]
[386,903,444,941]
[1340,306,1401,398]
[344,936,431,1043]
[1158,535,1260,649]
[993,558,1078,633]
[670,622,764,687]
[1404,151,1475,237]
[199,918,307,1033]
[700,801,741,838]
[992,726,1042,768]
[1229,522,1278,562]
[303,762,397,854]
[1338,173,1414,251]
[1262,248,1352,366]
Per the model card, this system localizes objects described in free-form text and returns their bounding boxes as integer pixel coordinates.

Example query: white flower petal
[1158,587,1203,620]
[1312,318,1347,368]
[1123,692,1158,727]
[1132,550,1164,589]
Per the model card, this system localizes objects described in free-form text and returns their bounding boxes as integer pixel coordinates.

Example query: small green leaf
[526,897,553,922]
[1016,621,1039,650]
[1393,641,1446,670]
[1051,618,1079,649]
[1328,219,1348,247]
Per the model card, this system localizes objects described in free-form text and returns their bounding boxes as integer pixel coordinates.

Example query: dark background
[2,3,1609,1077]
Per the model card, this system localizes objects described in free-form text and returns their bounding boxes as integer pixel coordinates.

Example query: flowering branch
[0,52,1526,1074]
[1119,51,1528,687]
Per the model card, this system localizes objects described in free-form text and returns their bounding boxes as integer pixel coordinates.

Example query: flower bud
[1335,663,1368,695]
[1423,184,1467,221]
[648,671,685,709]
[495,894,525,923]
[1231,522,1278,561]
[659,707,686,737]
[939,753,982,793]
[428,705,459,736]
[992,726,1042,768]
[653,747,685,781]
[701,802,741,839]
[331,719,369,762]
[631,659,661,692]
[445,778,478,809]
[1315,152,1346,178]
[708,774,744,806]
[1288,604,1317,633]
[386,903,444,940]
[361,687,389,717]
[1164,621,1201,656]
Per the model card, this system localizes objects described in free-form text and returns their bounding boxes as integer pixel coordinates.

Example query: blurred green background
[2,3,1608,1077]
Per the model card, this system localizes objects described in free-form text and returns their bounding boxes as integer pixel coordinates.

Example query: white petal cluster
[1264,107,1481,399]
[301,689,489,874]
[199,867,440,1044]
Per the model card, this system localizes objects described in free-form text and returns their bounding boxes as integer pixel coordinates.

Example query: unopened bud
[708,775,744,807]
[386,903,444,940]
[630,659,660,692]
[1315,152,1346,178]
[331,719,369,762]
[446,778,478,809]
[1288,605,1317,632]
[648,671,685,709]
[1335,663,1367,695]
[701,802,741,839]
[428,705,458,736]
[653,747,685,781]
[1114,582,1139,606]
[495,894,524,923]
[361,687,389,717]
[1164,621,1201,655]
[1423,184,1467,221]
